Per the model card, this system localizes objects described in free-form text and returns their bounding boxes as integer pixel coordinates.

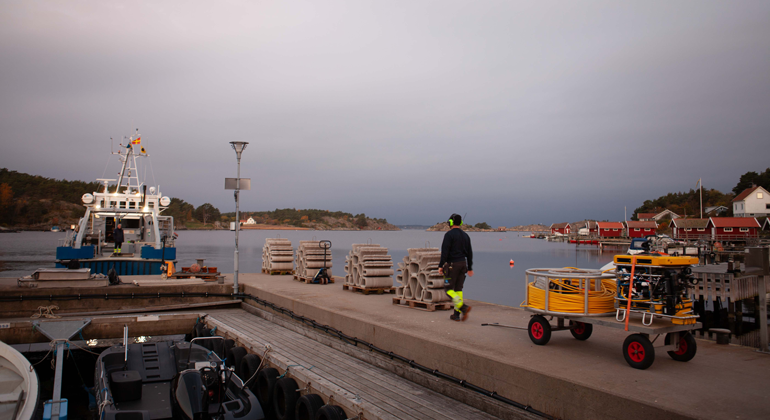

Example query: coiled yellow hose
[522,274,618,314]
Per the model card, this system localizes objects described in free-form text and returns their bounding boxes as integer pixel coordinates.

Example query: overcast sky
[1,1,768,226]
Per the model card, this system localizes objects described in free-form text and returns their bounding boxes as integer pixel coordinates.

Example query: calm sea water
[0,230,621,307]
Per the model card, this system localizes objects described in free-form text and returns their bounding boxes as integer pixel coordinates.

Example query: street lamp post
[230,141,248,295]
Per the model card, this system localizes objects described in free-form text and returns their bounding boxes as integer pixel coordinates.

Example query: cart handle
[642,312,654,326]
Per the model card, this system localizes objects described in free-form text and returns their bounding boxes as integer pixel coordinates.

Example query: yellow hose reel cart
[517,260,702,370]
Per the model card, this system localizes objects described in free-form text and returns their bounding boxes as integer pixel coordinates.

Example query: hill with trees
[0,168,398,231]
[0,168,101,227]
[223,208,399,231]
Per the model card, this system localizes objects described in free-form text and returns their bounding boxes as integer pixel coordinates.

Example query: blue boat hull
[55,259,171,275]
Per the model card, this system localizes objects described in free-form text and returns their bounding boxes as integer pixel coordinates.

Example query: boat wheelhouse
[55,132,176,275]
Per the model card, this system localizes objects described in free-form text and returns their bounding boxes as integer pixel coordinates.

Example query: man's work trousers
[444,261,467,311]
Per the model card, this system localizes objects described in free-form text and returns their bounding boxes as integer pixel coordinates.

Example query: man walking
[113,223,124,254]
[438,213,474,321]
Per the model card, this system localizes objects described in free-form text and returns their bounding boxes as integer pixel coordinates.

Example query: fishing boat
[94,337,264,420]
[55,131,176,275]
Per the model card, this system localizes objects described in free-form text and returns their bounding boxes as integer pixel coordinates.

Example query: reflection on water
[0,230,624,308]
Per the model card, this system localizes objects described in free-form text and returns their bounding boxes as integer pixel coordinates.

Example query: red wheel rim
[675,337,688,355]
[627,341,646,362]
[531,322,544,339]
[573,322,585,334]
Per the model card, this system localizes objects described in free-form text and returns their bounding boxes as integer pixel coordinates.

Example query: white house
[732,186,770,218]
[240,217,257,225]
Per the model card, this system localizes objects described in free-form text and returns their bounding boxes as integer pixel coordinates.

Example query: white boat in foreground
[0,340,39,420]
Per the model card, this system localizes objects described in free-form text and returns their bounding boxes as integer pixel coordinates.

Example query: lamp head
[230,141,249,156]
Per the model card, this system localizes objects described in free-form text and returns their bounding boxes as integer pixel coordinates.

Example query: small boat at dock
[94,337,264,420]
[0,340,39,420]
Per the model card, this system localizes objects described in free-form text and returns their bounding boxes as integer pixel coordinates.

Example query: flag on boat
[140,147,147,154]
[131,137,141,145]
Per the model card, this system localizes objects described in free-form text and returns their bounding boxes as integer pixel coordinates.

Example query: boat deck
[205,308,509,420]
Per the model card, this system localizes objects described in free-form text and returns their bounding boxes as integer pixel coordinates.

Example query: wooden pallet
[262,269,294,276]
[392,297,453,311]
[293,275,335,285]
[169,272,221,281]
[342,284,395,295]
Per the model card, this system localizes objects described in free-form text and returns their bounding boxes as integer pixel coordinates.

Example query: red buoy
[509,259,515,267]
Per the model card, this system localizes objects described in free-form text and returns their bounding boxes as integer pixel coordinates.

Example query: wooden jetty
[204,308,507,420]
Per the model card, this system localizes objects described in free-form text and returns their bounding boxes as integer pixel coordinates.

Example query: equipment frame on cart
[513,268,701,369]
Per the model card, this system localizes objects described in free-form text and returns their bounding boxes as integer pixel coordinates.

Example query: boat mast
[115,129,141,194]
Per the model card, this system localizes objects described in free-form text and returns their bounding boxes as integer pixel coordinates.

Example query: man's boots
[460,304,472,321]
[449,309,461,321]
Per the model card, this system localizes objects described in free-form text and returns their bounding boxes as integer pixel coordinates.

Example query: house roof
[653,209,681,220]
[705,206,728,214]
[670,218,709,228]
[626,221,657,229]
[585,220,598,229]
[636,213,656,219]
[707,217,760,228]
[597,222,624,229]
[550,222,570,229]
[732,186,767,202]
[764,218,770,230]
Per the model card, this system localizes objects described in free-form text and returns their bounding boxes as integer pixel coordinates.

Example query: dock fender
[315,404,347,420]
[256,367,279,417]
[227,346,248,377]
[240,354,262,388]
[273,377,300,420]
[295,394,324,420]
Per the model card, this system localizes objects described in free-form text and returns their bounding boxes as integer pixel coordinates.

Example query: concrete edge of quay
[240,282,696,420]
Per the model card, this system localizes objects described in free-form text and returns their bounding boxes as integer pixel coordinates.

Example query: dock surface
[205,308,501,420]
[232,272,770,420]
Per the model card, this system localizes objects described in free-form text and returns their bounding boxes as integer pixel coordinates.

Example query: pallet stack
[394,248,452,310]
[261,238,294,274]
[294,240,334,283]
[343,244,394,293]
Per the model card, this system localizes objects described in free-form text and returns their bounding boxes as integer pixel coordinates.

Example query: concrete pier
[233,272,770,420]
[2,272,768,419]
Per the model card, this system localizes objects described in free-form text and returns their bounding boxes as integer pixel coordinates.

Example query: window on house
[724,227,733,232]
[685,228,692,232]
[634,228,640,231]
[613,229,618,231]
[740,228,749,232]
[697,228,705,231]
[766,204,770,209]
[758,192,764,199]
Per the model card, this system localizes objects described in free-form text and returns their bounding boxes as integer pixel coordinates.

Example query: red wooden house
[669,218,708,240]
[636,213,656,221]
[596,221,624,237]
[706,217,760,240]
[625,221,657,238]
[550,222,571,235]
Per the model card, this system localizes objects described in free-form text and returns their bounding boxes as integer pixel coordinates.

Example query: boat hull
[55,258,171,275]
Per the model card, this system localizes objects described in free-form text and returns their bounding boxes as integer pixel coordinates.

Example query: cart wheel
[623,334,655,370]
[528,315,551,345]
[569,321,593,340]
[665,332,697,362]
